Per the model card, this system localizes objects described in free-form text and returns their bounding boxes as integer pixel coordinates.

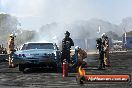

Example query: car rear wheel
[19,64,25,72]
[51,63,57,72]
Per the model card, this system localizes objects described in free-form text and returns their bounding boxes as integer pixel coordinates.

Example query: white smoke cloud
[0,0,101,29]
[1,0,132,30]
[1,0,44,18]
[1,0,130,47]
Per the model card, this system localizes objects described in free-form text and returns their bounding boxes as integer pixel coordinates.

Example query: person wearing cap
[61,31,74,63]
[102,34,111,67]
[8,34,16,68]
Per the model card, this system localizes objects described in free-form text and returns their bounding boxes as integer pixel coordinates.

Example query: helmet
[65,31,70,36]
[75,46,81,50]
[9,33,16,37]
[101,33,107,38]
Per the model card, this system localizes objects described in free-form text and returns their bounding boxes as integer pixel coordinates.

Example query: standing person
[102,33,111,67]
[96,38,105,69]
[0,45,2,54]
[8,34,16,68]
[61,31,74,63]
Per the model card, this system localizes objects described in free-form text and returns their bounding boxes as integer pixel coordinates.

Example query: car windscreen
[21,43,54,50]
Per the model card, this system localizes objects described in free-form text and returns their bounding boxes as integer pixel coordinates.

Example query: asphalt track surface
[0,52,131,88]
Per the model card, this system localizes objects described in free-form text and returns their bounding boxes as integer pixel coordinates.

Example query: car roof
[19,42,56,50]
[24,42,55,44]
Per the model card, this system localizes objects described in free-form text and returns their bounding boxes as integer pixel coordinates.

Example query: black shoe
[8,65,13,68]
[98,67,103,70]
[106,65,111,67]
[11,64,18,68]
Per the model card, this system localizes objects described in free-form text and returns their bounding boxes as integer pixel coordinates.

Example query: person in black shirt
[96,38,105,69]
[61,31,74,63]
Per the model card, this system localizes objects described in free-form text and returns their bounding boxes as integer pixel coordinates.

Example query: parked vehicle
[12,42,61,72]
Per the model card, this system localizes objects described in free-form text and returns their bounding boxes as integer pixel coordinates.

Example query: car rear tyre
[52,63,57,72]
[19,64,25,72]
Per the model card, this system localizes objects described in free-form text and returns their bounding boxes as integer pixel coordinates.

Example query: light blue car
[12,42,61,72]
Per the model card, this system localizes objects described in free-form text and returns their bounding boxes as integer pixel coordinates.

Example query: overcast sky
[0,0,132,30]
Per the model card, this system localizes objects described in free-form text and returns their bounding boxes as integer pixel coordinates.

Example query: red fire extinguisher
[62,59,68,77]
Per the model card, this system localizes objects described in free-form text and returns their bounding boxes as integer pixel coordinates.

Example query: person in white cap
[75,46,88,68]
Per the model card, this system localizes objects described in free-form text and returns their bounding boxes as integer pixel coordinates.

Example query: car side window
[21,44,30,50]
[21,44,26,50]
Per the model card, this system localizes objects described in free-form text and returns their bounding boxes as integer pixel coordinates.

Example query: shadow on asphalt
[23,67,107,74]
[0,72,20,73]
[23,68,60,74]
[86,68,106,70]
